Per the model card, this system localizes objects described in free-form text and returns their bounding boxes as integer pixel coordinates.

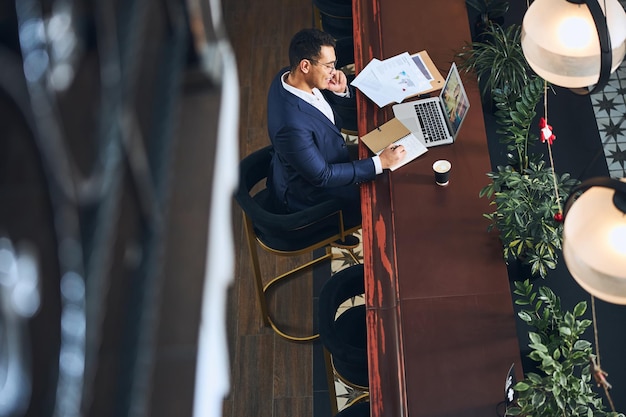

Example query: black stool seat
[318,264,368,388]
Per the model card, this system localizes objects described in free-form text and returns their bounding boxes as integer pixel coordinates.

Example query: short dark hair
[288,28,336,70]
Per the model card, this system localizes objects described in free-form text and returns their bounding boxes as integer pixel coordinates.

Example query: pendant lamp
[562,178,626,304]
[521,0,626,94]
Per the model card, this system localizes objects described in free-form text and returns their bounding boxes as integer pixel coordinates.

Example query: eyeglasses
[309,59,337,71]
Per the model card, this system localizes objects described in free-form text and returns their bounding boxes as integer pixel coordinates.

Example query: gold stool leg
[262,247,332,342]
[244,214,271,327]
[324,347,339,415]
[243,213,328,342]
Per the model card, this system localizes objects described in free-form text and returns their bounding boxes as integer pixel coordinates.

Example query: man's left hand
[327,70,347,94]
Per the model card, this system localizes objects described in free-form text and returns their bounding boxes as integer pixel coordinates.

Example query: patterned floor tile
[604,142,626,178]
[592,93,626,118]
[594,18,626,180]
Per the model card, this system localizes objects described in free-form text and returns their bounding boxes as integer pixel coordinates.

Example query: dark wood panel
[401,294,520,417]
[274,396,314,416]
[270,256,318,338]
[391,131,508,300]
[223,1,314,417]
[230,334,276,417]
[379,0,472,66]
[274,335,313,397]
[366,306,407,417]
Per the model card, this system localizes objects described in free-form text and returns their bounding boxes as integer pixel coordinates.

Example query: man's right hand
[379,144,406,169]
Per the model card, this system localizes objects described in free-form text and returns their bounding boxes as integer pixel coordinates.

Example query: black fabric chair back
[314,0,352,17]
[323,73,357,133]
[335,37,355,69]
[314,0,353,39]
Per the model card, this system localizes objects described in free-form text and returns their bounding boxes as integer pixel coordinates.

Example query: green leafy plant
[509,280,623,417]
[492,76,544,170]
[479,77,579,279]
[480,162,578,278]
[456,22,530,103]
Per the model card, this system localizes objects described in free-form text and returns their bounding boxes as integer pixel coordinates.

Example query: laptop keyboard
[414,101,448,143]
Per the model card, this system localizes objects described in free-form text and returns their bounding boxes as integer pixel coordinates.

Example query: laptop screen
[439,63,470,138]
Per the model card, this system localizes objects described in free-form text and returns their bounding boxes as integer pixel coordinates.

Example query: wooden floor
[221,1,319,417]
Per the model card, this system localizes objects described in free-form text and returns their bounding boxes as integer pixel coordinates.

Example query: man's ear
[299,59,312,74]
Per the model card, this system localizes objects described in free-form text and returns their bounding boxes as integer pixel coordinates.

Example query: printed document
[351,52,431,107]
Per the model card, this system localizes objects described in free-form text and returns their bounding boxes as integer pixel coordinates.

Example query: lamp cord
[591,294,616,412]
[543,81,563,214]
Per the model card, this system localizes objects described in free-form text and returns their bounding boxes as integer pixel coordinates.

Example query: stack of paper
[351,52,434,108]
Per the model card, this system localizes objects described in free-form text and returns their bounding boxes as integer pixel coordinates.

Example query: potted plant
[465,0,510,40]
[479,77,579,279]
[508,280,623,417]
[456,22,530,107]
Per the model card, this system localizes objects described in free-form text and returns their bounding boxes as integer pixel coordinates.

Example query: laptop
[392,62,470,147]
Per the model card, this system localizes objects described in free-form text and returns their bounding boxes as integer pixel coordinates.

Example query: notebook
[360,117,428,171]
[392,62,470,147]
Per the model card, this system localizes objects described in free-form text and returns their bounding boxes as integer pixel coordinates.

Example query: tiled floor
[592,61,626,179]
[591,0,626,179]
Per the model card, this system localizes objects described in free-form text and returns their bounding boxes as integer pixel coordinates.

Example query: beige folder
[408,50,446,96]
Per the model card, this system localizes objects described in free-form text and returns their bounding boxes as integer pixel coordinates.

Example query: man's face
[305,45,337,90]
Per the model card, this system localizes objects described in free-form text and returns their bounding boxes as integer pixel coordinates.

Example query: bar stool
[235,146,361,342]
[312,0,353,40]
[318,264,368,414]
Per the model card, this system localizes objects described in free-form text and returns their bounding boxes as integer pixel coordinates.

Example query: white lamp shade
[563,178,626,304]
[521,0,626,88]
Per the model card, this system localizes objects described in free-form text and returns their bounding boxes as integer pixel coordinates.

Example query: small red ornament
[539,117,556,145]
[554,212,563,222]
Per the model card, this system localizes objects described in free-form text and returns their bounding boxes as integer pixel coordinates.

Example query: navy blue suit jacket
[266,68,376,213]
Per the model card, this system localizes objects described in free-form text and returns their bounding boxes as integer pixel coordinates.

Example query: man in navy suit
[267,28,405,238]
